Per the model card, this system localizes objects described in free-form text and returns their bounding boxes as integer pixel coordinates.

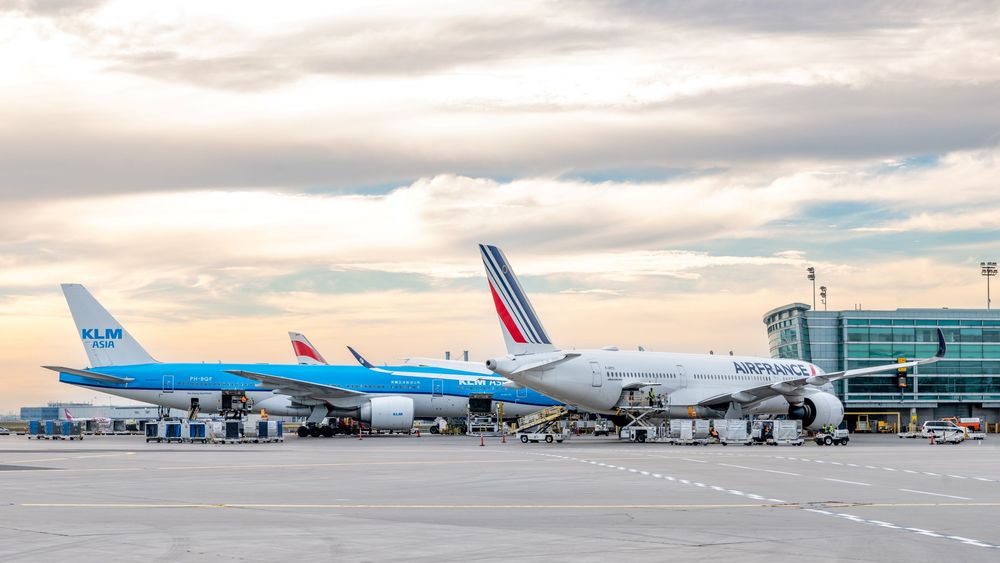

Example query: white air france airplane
[478,244,945,431]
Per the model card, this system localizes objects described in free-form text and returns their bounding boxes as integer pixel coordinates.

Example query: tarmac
[2,433,1000,562]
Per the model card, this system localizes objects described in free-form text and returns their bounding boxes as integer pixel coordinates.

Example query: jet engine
[787,391,844,431]
[359,396,414,431]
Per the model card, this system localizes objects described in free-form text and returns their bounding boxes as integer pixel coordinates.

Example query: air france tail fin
[290,332,328,365]
[61,284,157,367]
[479,244,556,356]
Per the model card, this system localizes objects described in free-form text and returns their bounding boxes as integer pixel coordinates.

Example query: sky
[2,0,1000,411]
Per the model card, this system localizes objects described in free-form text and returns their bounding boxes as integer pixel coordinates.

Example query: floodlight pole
[983,261,997,310]
[807,267,816,310]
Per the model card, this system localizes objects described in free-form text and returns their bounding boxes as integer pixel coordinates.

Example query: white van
[920,420,966,439]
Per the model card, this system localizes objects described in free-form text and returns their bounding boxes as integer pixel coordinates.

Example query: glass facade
[763,304,1000,414]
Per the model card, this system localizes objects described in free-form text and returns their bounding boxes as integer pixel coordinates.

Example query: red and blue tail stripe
[480,244,551,345]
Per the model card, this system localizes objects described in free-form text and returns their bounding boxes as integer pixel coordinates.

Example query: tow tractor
[814,428,850,446]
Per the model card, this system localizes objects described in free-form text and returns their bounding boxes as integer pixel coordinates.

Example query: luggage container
[185,421,208,443]
[768,420,803,446]
[720,420,752,445]
[111,419,127,434]
[670,419,710,445]
[164,421,183,443]
[257,420,284,442]
[45,420,62,439]
[60,421,83,440]
[145,421,167,443]
[28,420,44,439]
[223,420,242,443]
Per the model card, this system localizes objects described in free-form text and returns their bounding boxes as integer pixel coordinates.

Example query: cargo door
[676,365,687,389]
[590,361,603,387]
[162,374,174,393]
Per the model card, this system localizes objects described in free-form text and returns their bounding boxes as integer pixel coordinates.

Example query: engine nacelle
[359,396,414,431]
[787,391,844,431]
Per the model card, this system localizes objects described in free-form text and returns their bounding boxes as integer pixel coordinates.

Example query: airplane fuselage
[59,362,560,419]
[498,349,833,416]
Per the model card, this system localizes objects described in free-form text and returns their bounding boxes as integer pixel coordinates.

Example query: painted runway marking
[825,478,872,486]
[717,463,800,476]
[681,458,706,463]
[899,488,972,500]
[542,453,998,550]
[804,509,1000,550]
[777,457,998,484]
[540,453,786,504]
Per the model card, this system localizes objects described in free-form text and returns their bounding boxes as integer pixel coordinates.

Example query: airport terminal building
[764,303,1000,424]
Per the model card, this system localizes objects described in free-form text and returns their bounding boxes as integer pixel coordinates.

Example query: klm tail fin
[61,284,157,367]
[478,244,556,356]
[289,331,328,365]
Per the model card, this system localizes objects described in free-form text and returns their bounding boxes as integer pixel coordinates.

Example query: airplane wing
[42,365,135,383]
[698,328,946,408]
[225,370,366,400]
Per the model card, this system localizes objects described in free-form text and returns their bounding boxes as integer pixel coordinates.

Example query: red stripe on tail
[490,282,527,344]
[292,341,322,361]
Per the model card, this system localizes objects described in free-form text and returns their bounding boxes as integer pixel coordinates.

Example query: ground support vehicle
[512,406,572,444]
[814,428,850,446]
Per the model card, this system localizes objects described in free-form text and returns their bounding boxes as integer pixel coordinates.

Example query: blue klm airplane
[44,284,561,436]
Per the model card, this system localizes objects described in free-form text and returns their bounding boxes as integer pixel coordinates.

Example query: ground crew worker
[648,388,656,406]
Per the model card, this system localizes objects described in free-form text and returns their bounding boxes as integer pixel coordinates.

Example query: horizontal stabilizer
[511,353,579,375]
[42,365,134,383]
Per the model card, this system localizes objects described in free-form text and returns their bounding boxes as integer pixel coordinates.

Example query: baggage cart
[720,420,752,446]
[185,421,208,443]
[164,421,183,443]
[145,421,167,442]
[45,420,62,440]
[28,420,44,439]
[60,421,83,440]
[768,420,803,446]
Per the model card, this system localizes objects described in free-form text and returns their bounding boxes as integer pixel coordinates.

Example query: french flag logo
[480,244,551,345]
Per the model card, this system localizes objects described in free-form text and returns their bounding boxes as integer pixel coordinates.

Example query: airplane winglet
[346,346,375,369]
[936,328,947,358]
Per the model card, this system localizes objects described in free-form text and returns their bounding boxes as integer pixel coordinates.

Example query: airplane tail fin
[64,408,73,420]
[61,284,157,367]
[289,332,328,365]
[478,244,556,356]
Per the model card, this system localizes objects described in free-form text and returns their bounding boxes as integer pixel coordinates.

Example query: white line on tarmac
[825,478,872,486]
[899,488,972,500]
[717,463,800,476]
[681,458,706,463]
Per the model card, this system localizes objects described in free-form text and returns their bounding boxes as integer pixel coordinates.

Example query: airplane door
[676,365,687,389]
[516,386,527,400]
[590,361,603,387]
[162,375,174,393]
[432,379,444,398]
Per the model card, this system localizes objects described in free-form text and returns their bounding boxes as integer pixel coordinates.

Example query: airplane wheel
[520,435,529,443]
[545,435,554,443]
[321,426,334,438]
[309,426,321,438]
[297,426,309,438]
[824,436,834,446]
[637,434,646,443]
